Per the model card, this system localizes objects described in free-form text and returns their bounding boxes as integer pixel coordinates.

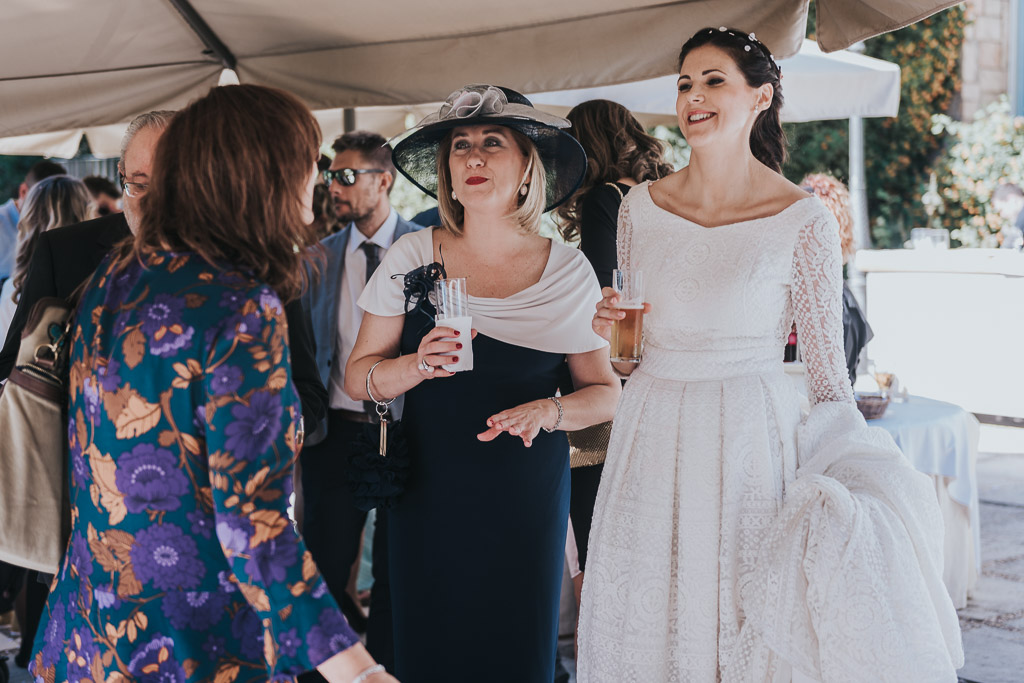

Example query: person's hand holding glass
[593,268,650,373]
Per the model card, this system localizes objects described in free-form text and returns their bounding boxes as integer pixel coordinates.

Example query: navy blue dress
[390,301,570,683]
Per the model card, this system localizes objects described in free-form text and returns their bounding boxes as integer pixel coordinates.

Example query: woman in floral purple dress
[30,85,396,683]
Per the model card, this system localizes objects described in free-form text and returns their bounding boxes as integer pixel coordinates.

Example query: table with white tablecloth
[869,395,980,608]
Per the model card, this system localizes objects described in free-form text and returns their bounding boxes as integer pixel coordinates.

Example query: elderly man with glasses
[298,130,424,678]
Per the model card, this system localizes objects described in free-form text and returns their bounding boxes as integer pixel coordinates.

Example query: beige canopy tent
[0,40,901,157]
[0,0,957,139]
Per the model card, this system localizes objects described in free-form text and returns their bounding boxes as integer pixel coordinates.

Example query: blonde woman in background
[0,175,93,342]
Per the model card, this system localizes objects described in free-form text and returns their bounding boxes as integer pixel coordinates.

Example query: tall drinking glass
[610,269,644,363]
[434,277,474,372]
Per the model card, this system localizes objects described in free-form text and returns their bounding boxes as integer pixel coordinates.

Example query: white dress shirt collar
[346,207,399,254]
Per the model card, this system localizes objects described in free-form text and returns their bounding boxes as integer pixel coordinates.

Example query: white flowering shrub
[931,97,1024,247]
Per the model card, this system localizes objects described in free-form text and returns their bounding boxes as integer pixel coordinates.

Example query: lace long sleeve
[790,209,855,405]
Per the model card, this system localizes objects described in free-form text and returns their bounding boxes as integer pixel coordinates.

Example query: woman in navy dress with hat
[347,85,621,682]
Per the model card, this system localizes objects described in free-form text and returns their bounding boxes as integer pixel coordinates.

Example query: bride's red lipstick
[466,177,488,185]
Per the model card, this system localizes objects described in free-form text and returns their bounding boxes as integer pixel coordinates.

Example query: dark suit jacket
[0,213,328,442]
[302,216,423,388]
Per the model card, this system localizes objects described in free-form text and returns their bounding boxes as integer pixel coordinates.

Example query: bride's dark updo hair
[677,27,786,172]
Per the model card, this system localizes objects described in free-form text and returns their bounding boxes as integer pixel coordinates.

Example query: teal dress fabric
[30,251,357,682]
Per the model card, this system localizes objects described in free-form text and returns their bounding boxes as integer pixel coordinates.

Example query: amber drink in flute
[610,268,644,363]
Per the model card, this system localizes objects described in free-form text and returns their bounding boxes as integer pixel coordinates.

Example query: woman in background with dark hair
[577,27,962,682]
[557,100,674,286]
[30,85,394,683]
[554,98,672,616]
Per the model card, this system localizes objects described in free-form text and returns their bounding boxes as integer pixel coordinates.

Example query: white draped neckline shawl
[358,228,608,355]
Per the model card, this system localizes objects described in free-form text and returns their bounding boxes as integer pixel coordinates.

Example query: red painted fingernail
[454,330,461,336]
[452,356,459,362]
[456,343,463,349]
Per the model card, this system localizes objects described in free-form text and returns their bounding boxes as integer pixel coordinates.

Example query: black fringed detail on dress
[346,420,412,511]
[391,258,446,325]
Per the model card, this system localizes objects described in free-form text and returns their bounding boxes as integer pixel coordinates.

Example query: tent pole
[343,108,356,133]
[846,41,870,312]
[166,0,237,70]
[848,114,869,310]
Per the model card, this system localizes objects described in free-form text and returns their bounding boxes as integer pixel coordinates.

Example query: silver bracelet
[543,396,563,433]
[351,664,386,683]
[365,359,397,408]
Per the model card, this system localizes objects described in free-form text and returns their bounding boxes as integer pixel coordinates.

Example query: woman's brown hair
[120,84,321,302]
[555,100,673,242]
[677,28,786,173]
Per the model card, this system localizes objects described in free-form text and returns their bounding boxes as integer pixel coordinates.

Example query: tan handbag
[0,297,74,573]
[568,421,612,468]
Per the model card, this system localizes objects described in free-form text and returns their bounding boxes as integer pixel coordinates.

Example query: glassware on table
[610,268,644,363]
[433,277,473,372]
[909,227,949,250]
[872,364,895,399]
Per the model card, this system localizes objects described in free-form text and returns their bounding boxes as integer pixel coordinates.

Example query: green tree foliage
[782,3,966,247]
[0,155,46,202]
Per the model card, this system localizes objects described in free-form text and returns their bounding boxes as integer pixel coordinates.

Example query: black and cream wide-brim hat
[391,84,587,212]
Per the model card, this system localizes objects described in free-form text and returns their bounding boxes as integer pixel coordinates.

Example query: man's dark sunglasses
[323,168,385,187]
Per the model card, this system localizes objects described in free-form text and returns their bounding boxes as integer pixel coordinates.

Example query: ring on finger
[419,358,434,372]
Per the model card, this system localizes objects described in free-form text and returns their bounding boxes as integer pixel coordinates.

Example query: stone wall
[960,0,1014,119]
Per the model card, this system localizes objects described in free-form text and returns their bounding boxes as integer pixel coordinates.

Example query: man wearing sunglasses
[300,131,423,675]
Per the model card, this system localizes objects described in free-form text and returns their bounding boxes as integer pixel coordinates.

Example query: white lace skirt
[578,360,802,682]
[578,357,962,682]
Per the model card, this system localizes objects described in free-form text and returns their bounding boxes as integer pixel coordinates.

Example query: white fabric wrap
[358,228,608,355]
[729,401,965,682]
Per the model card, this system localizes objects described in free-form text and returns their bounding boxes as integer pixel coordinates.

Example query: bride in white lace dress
[577,27,963,683]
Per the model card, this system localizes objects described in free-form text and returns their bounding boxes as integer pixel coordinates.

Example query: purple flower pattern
[131,524,204,590]
[39,598,65,666]
[215,516,253,557]
[94,584,120,610]
[225,312,262,341]
[230,607,264,660]
[139,293,195,357]
[278,627,301,657]
[96,358,121,392]
[69,535,92,579]
[68,417,91,489]
[115,443,189,513]
[209,364,244,396]
[82,377,101,427]
[224,390,282,461]
[65,628,100,682]
[128,635,186,682]
[31,252,354,681]
[162,590,229,630]
[307,609,358,664]
[187,509,213,539]
[246,531,299,584]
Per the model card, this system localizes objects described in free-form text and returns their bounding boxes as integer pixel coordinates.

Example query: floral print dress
[30,251,357,682]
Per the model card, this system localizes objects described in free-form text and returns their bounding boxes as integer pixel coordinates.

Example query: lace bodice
[617,182,854,404]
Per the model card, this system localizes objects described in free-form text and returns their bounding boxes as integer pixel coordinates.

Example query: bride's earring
[451,190,458,201]
[519,184,529,197]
